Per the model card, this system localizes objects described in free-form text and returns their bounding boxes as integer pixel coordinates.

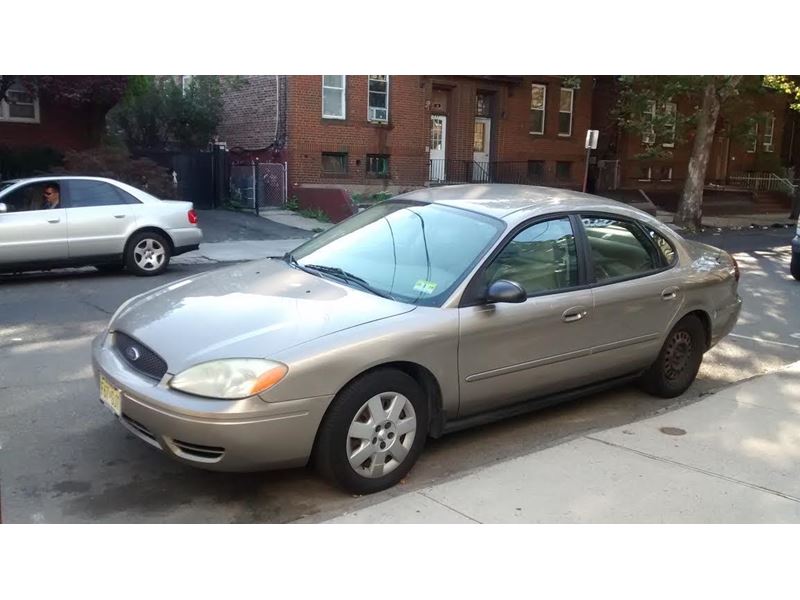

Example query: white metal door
[429,115,447,182]
[472,117,491,182]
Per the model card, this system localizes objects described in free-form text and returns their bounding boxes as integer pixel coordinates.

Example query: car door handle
[47,218,60,224]
[113,214,126,219]
[562,306,588,323]
[661,286,680,301]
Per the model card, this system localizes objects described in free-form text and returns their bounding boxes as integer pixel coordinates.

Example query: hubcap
[133,239,165,271]
[664,330,693,381]
[346,392,417,479]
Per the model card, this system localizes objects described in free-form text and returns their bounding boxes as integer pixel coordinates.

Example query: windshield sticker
[413,280,438,294]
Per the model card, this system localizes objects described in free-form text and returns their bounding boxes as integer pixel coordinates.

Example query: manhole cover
[659,427,687,436]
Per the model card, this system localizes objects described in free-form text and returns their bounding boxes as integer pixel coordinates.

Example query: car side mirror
[486,280,527,304]
[0,202,7,213]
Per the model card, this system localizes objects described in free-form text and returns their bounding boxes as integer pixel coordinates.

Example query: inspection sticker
[413,280,438,294]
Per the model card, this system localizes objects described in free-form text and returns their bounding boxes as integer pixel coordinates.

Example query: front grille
[114,331,168,380]
[171,439,225,462]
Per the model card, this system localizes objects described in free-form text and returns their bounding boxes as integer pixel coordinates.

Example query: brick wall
[0,99,105,152]
[286,75,429,194]
[218,75,283,151]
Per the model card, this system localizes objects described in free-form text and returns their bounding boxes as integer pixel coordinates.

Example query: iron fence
[427,159,576,187]
[228,162,287,211]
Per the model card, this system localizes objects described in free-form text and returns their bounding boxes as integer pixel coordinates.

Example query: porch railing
[428,159,576,187]
[726,172,798,197]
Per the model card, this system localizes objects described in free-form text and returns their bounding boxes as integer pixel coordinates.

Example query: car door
[63,179,141,259]
[580,214,683,378]
[0,181,68,265]
[457,215,599,417]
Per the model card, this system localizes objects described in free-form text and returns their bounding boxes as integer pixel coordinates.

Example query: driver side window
[1,181,61,212]
[486,217,579,297]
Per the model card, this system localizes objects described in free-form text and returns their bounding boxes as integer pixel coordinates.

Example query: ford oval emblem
[126,346,141,362]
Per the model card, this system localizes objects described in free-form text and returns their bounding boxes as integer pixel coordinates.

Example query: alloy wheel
[133,238,166,272]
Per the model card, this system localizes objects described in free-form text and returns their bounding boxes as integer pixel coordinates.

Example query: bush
[0,146,64,179]
[53,146,174,198]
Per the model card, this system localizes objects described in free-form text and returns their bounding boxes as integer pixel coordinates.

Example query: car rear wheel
[640,314,705,398]
[315,369,429,495]
[791,252,800,281]
[125,231,171,276]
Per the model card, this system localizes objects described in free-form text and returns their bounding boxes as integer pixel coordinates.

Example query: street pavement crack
[585,435,800,504]
[416,490,483,523]
[81,299,112,316]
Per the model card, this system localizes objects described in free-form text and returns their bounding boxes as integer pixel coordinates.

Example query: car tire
[640,314,706,399]
[791,253,800,281]
[95,264,125,273]
[125,231,171,277]
[314,369,429,495]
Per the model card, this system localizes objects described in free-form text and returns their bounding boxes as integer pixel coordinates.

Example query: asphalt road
[1,227,798,523]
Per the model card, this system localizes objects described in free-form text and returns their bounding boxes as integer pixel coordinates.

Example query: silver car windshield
[291,201,505,306]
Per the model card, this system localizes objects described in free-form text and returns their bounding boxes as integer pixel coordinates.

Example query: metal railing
[727,172,798,197]
[428,159,576,187]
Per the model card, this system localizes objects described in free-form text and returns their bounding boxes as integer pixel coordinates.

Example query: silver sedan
[91,185,741,494]
[0,176,202,276]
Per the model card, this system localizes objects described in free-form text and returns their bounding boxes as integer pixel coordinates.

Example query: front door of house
[472,117,491,182]
[429,115,447,182]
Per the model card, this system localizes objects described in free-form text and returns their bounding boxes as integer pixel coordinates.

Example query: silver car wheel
[346,391,417,479]
[133,238,166,272]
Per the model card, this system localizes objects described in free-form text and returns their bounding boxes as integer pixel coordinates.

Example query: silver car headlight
[169,359,288,399]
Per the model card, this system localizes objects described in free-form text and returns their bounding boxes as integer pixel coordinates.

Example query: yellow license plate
[99,374,122,417]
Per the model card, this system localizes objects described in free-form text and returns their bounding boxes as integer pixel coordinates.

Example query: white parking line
[729,333,800,349]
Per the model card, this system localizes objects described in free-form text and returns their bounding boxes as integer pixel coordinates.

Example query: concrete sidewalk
[173,239,308,265]
[328,361,800,524]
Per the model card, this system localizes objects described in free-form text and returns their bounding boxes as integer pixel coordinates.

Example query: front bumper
[791,235,800,256]
[91,332,333,472]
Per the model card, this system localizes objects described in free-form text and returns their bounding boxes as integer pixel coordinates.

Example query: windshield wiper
[303,264,395,300]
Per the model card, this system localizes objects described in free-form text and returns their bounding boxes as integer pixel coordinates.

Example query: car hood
[111,259,416,373]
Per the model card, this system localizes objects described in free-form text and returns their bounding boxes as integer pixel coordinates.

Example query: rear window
[643,225,677,265]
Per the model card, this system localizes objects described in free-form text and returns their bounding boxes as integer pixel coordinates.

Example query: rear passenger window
[487,217,579,296]
[582,216,660,282]
[644,226,676,265]
[65,180,136,208]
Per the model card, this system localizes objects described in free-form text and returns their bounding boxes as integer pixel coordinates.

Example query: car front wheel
[125,231,171,276]
[315,369,429,495]
[640,314,705,398]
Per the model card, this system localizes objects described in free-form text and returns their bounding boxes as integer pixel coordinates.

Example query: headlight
[169,359,288,399]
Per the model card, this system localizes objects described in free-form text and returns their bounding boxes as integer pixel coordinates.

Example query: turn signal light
[188,209,198,224]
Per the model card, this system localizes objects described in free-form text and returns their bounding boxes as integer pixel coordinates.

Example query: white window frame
[0,83,40,124]
[638,166,653,182]
[367,75,389,123]
[747,122,758,153]
[530,83,546,135]
[558,87,574,137]
[642,100,656,145]
[763,115,775,152]
[322,75,347,120]
[659,166,673,181]
[662,102,677,148]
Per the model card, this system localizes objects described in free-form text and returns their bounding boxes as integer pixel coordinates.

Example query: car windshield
[290,200,505,306]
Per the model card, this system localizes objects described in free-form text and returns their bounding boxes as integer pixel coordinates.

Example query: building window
[763,115,775,152]
[367,76,388,122]
[663,102,677,147]
[530,83,546,135]
[180,75,193,95]
[366,154,390,178]
[321,152,348,174]
[643,101,657,144]
[1,83,40,123]
[658,166,673,181]
[747,121,758,153]
[558,88,574,136]
[555,161,572,181]
[322,76,346,119]
[527,160,545,181]
[476,93,491,117]
[638,166,652,181]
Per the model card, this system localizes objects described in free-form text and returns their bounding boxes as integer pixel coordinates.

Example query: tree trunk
[676,81,721,231]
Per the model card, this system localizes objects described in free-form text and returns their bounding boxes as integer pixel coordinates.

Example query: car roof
[1,175,122,185]
[393,184,659,227]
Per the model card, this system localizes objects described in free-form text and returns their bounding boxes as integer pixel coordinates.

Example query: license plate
[99,374,122,417]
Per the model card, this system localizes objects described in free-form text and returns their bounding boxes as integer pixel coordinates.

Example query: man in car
[38,183,61,209]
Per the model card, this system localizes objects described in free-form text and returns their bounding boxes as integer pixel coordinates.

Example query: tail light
[188,209,198,225]
[731,255,740,282]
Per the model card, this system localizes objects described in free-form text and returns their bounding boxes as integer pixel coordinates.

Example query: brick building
[590,76,790,193]
[218,75,595,195]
